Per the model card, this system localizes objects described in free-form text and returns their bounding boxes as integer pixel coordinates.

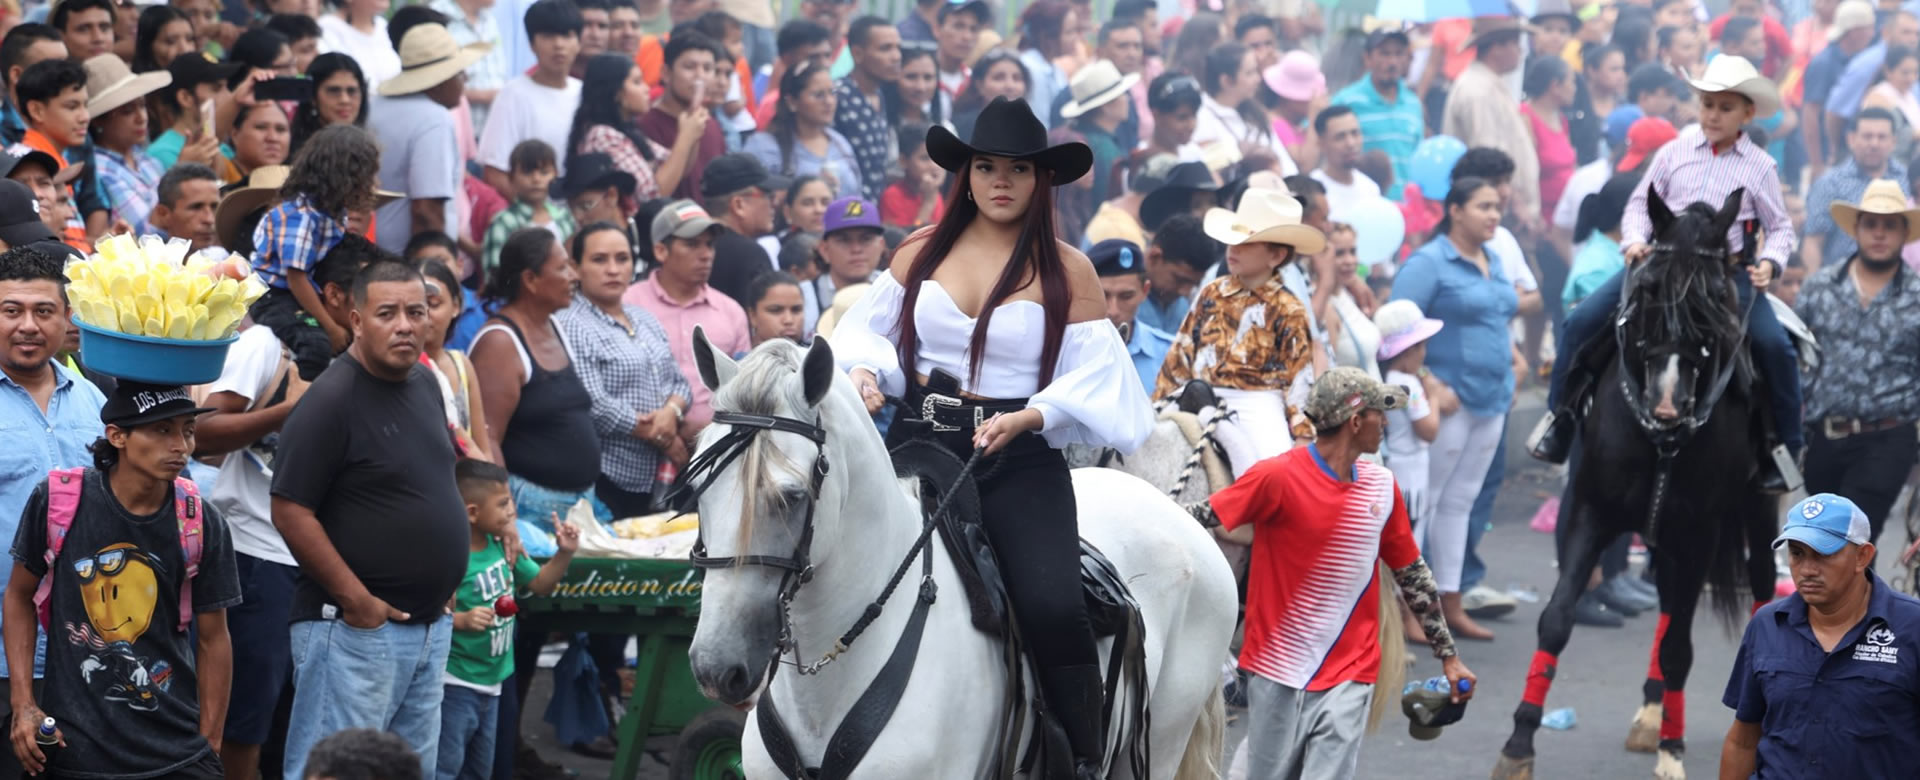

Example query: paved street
[522,393,1916,779]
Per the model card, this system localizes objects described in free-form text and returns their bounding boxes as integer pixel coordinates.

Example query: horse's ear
[692,325,739,391]
[800,337,836,407]
[1648,184,1674,237]
[1715,188,1747,236]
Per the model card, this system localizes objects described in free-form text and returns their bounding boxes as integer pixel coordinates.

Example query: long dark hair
[281,123,380,217]
[291,53,367,155]
[568,54,657,168]
[895,158,1070,387]
[954,50,1028,114]
[1206,43,1272,143]
[1435,176,1493,239]
[132,5,191,73]
[770,62,833,176]
[88,436,118,471]
[899,46,946,126]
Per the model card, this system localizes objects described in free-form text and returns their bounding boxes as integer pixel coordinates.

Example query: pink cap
[1263,51,1325,103]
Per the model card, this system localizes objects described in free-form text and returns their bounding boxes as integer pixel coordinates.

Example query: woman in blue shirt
[742,62,863,198]
[1388,176,1519,640]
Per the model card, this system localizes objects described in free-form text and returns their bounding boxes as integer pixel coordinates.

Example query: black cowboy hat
[926,97,1093,185]
[1139,161,1219,233]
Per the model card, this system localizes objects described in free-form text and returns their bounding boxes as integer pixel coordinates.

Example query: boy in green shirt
[439,459,579,780]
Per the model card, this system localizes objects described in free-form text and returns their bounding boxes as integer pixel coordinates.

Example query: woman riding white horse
[833,96,1153,778]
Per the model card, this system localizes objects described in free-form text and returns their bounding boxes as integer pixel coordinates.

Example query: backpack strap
[34,468,87,632]
[174,477,202,633]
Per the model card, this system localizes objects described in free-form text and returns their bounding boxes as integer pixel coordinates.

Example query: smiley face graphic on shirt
[70,543,164,711]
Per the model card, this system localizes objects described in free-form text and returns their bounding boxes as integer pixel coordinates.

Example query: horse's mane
[708,341,814,553]
[1629,201,1743,352]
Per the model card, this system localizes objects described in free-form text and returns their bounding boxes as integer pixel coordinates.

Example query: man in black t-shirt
[5,382,241,780]
[269,259,469,780]
[700,153,785,307]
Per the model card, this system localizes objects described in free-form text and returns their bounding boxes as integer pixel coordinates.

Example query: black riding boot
[1530,332,1617,463]
[1040,664,1106,779]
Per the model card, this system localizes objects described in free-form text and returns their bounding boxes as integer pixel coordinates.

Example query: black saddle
[889,437,1151,778]
[887,438,1135,640]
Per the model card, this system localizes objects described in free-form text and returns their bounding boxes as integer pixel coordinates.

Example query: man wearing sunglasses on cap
[4,381,240,780]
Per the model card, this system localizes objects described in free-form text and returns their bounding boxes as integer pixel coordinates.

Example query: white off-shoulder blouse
[830,273,1154,454]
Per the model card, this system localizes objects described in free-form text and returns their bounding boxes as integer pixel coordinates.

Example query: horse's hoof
[1653,748,1685,780]
[1491,754,1534,780]
[1625,703,1662,753]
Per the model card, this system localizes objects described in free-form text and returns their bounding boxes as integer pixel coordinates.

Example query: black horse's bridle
[675,410,832,661]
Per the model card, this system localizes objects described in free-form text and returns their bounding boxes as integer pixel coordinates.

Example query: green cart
[520,556,743,780]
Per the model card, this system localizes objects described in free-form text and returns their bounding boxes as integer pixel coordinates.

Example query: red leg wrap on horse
[1660,689,1685,741]
[1646,613,1671,682]
[1523,650,1558,708]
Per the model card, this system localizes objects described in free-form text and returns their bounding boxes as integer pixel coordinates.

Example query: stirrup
[1759,443,1803,495]
[1527,410,1575,464]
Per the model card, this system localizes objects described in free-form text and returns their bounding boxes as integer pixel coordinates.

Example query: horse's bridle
[674,410,831,660]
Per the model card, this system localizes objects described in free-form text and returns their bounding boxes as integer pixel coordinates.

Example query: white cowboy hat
[379,23,493,97]
[1202,188,1327,254]
[1830,178,1920,244]
[1059,60,1140,120]
[1687,54,1781,117]
[82,53,172,117]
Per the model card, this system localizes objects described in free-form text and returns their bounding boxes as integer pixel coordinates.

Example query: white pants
[1421,411,1505,592]
[1214,388,1295,463]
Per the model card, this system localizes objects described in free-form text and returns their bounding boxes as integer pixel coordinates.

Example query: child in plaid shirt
[246,124,381,380]
[482,140,576,274]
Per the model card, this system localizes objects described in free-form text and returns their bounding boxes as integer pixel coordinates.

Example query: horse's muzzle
[690,648,769,708]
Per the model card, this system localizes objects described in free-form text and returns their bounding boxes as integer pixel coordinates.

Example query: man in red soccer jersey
[1186,367,1477,778]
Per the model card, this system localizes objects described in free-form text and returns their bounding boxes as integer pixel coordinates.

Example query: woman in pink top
[1522,56,1578,223]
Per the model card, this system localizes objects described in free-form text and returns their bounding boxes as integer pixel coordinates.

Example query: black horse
[1492,188,1778,780]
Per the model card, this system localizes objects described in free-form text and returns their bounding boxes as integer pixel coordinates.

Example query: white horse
[683,332,1239,780]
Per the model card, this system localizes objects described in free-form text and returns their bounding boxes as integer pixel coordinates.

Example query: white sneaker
[1462,585,1518,618]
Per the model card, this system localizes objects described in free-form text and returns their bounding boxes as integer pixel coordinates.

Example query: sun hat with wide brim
[1687,54,1781,118]
[1831,178,1920,244]
[926,96,1092,185]
[1459,17,1542,53]
[1262,51,1325,103]
[1202,187,1326,254]
[1373,299,1446,362]
[379,23,493,97]
[83,53,173,117]
[1060,60,1141,120]
[215,165,289,254]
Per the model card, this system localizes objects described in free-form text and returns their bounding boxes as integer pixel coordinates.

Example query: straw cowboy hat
[1059,60,1140,120]
[215,165,289,253]
[1202,187,1326,254]
[82,54,171,117]
[926,96,1093,184]
[1687,54,1781,118]
[1458,17,1541,53]
[380,23,493,97]
[1831,178,1920,245]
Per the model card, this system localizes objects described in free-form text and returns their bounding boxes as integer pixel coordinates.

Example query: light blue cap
[1773,493,1872,555]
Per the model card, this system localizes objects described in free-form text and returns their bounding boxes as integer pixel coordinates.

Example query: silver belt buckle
[923,393,964,432]
[1823,417,1856,439]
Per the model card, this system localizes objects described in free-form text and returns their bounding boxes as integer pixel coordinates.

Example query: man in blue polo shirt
[1089,238,1172,394]
[1720,493,1920,778]
[1331,28,1422,202]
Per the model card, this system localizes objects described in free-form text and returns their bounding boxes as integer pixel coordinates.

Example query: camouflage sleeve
[1392,557,1456,659]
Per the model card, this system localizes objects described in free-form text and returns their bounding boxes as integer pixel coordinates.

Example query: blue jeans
[1459,437,1504,592]
[283,616,454,780]
[223,553,298,745]
[1547,269,1803,450]
[438,685,500,780]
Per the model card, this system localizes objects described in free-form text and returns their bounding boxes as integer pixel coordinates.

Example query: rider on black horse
[1529,55,1803,491]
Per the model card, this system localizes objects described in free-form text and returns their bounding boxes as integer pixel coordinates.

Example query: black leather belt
[1819,417,1912,440]
[908,376,1028,433]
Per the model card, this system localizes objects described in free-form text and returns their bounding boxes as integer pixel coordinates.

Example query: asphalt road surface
[523,393,1913,779]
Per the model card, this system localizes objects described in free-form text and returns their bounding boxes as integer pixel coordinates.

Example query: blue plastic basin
[75,320,237,385]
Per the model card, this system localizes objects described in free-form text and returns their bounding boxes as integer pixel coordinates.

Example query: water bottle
[34,715,57,762]
[1401,676,1472,740]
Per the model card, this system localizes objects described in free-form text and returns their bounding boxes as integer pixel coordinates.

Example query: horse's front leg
[1491,501,1616,780]
[1644,546,1714,780]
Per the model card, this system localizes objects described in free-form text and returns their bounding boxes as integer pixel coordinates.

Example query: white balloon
[1336,197,1408,266]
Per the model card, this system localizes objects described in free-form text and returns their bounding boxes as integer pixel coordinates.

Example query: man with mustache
[0,243,104,780]
[270,253,470,779]
[1721,494,1920,778]
[1793,180,1920,548]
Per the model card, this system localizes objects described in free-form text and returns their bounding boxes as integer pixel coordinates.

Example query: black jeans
[1805,423,1919,545]
[594,475,653,520]
[248,288,332,381]
[891,420,1097,671]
